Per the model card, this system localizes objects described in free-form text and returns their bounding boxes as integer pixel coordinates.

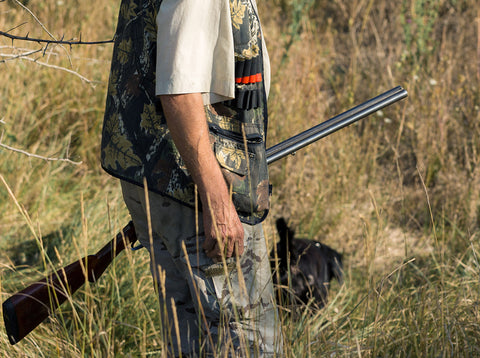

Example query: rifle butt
[2,256,95,345]
[2,221,137,345]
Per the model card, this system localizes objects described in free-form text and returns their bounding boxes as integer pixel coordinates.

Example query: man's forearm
[158,93,244,259]
[158,93,227,203]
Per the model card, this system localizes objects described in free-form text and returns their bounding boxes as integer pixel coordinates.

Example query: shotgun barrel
[266,86,408,164]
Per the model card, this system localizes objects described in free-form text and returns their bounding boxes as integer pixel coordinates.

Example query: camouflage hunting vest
[101,0,270,224]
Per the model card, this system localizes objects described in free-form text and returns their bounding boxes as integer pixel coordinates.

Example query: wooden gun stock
[2,222,137,345]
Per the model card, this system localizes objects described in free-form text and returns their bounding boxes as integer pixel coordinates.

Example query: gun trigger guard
[130,242,144,251]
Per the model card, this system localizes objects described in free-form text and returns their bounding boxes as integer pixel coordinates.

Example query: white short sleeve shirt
[155,0,270,105]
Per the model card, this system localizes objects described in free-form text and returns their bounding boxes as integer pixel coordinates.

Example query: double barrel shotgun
[2,86,408,345]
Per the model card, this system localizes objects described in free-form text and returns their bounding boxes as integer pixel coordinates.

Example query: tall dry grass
[1,0,480,356]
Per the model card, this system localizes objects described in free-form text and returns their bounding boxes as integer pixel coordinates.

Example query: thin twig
[1,44,99,84]
[0,142,82,165]
[11,0,71,65]
[16,56,96,84]
[0,30,114,46]
[0,49,43,62]
[12,0,56,43]
[9,0,75,66]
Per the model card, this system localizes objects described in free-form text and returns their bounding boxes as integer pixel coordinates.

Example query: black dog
[271,218,343,309]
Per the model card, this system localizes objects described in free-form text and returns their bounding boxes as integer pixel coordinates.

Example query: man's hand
[201,192,244,261]
[159,93,244,260]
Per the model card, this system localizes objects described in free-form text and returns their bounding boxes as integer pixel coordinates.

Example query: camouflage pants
[121,181,282,357]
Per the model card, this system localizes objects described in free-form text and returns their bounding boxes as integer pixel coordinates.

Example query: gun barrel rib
[266,86,408,165]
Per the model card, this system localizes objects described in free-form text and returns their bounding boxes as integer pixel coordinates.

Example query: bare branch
[12,0,57,42]
[2,22,30,36]
[0,46,98,85]
[0,48,43,62]
[9,0,76,66]
[13,56,97,84]
[0,141,83,166]
[0,30,114,46]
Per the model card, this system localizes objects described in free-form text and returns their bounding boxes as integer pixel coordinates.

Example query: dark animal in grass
[271,218,343,309]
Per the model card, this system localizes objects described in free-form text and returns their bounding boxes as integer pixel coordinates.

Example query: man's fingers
[203,236,225,260]
[235,240,244,256]
[226,239,235,257]
[204,237,237,260]
[202,222,244,260]
[202,236,217,254]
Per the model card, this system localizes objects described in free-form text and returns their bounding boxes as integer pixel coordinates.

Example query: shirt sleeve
[155,0,235,104]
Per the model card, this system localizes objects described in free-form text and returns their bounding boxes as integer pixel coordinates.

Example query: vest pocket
[214,142,252,176]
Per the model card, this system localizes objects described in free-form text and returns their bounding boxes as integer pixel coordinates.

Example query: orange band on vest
[235,73,262,84]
